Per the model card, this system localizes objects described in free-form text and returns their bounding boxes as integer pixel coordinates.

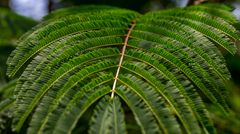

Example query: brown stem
[110,21,136,99]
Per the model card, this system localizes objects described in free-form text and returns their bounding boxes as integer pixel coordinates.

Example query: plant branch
[111,21,136,99]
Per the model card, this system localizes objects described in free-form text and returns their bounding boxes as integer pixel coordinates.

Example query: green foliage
[209,84,240,134]
[0,79,16,134]
[3,4,240,134]
[89,96,126,134]
[0,8,36,133]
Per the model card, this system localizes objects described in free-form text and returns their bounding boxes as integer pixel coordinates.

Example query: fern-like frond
[0,79,17,99]
[0,79,16,133]
[6,4,240,134]
[89,96,126,134]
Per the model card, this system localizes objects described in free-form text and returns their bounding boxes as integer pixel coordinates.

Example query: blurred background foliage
[0,7,36,85]
[0,0,240,133]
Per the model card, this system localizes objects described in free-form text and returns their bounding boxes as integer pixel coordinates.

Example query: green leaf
[89,96,127,134]
[5,4,239,134]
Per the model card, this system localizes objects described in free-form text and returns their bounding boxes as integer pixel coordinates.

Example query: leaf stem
[111,21,136,99]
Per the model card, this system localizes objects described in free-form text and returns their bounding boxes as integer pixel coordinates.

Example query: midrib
[111,21,136,99]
